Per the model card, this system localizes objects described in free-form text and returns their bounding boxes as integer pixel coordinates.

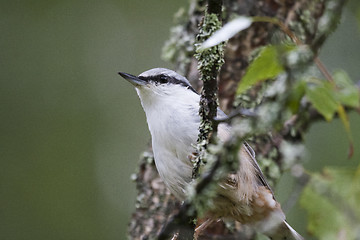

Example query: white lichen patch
[280,140,307,169]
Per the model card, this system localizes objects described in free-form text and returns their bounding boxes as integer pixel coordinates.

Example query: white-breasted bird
[119,68,303,240]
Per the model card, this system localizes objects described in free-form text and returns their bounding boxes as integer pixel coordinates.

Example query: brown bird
[119,68,304,240]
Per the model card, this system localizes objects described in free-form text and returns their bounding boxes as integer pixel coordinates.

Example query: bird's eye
[159,75,168,84]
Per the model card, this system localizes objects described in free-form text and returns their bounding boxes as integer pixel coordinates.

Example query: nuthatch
[119,68,303,240]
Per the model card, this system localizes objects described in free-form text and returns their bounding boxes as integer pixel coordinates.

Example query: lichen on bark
[193,11,225,179]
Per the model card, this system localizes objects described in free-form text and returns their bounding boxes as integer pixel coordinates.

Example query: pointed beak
[118,72,147,86]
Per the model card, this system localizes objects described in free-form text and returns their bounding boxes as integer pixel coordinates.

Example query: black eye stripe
[138,74,169,84]
[138,74,198,94]
[154,74,169,84]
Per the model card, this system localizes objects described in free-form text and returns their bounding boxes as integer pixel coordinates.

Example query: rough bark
[128,0,347,239]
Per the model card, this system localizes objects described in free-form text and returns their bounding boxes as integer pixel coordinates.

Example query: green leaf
[304,71,358,153]
[300,167,360,240]
[301,184,347,240]
[333,70,360,108]
[336,104,354,158]
[332,70,358,156]
[305,81,339,121]
[236,45,292,94]
[287,80,306,113]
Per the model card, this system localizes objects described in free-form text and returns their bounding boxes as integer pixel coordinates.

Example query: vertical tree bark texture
[128,0,346,239]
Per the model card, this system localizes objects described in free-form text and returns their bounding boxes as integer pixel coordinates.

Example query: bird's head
[119,68,200,123]
[119,68,197,97]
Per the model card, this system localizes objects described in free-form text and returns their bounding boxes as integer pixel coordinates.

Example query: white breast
[136,85,200,200]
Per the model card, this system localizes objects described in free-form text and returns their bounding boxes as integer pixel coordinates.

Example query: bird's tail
[264,220,304,240]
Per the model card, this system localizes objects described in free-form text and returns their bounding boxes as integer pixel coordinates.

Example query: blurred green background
[1,0,359,239]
